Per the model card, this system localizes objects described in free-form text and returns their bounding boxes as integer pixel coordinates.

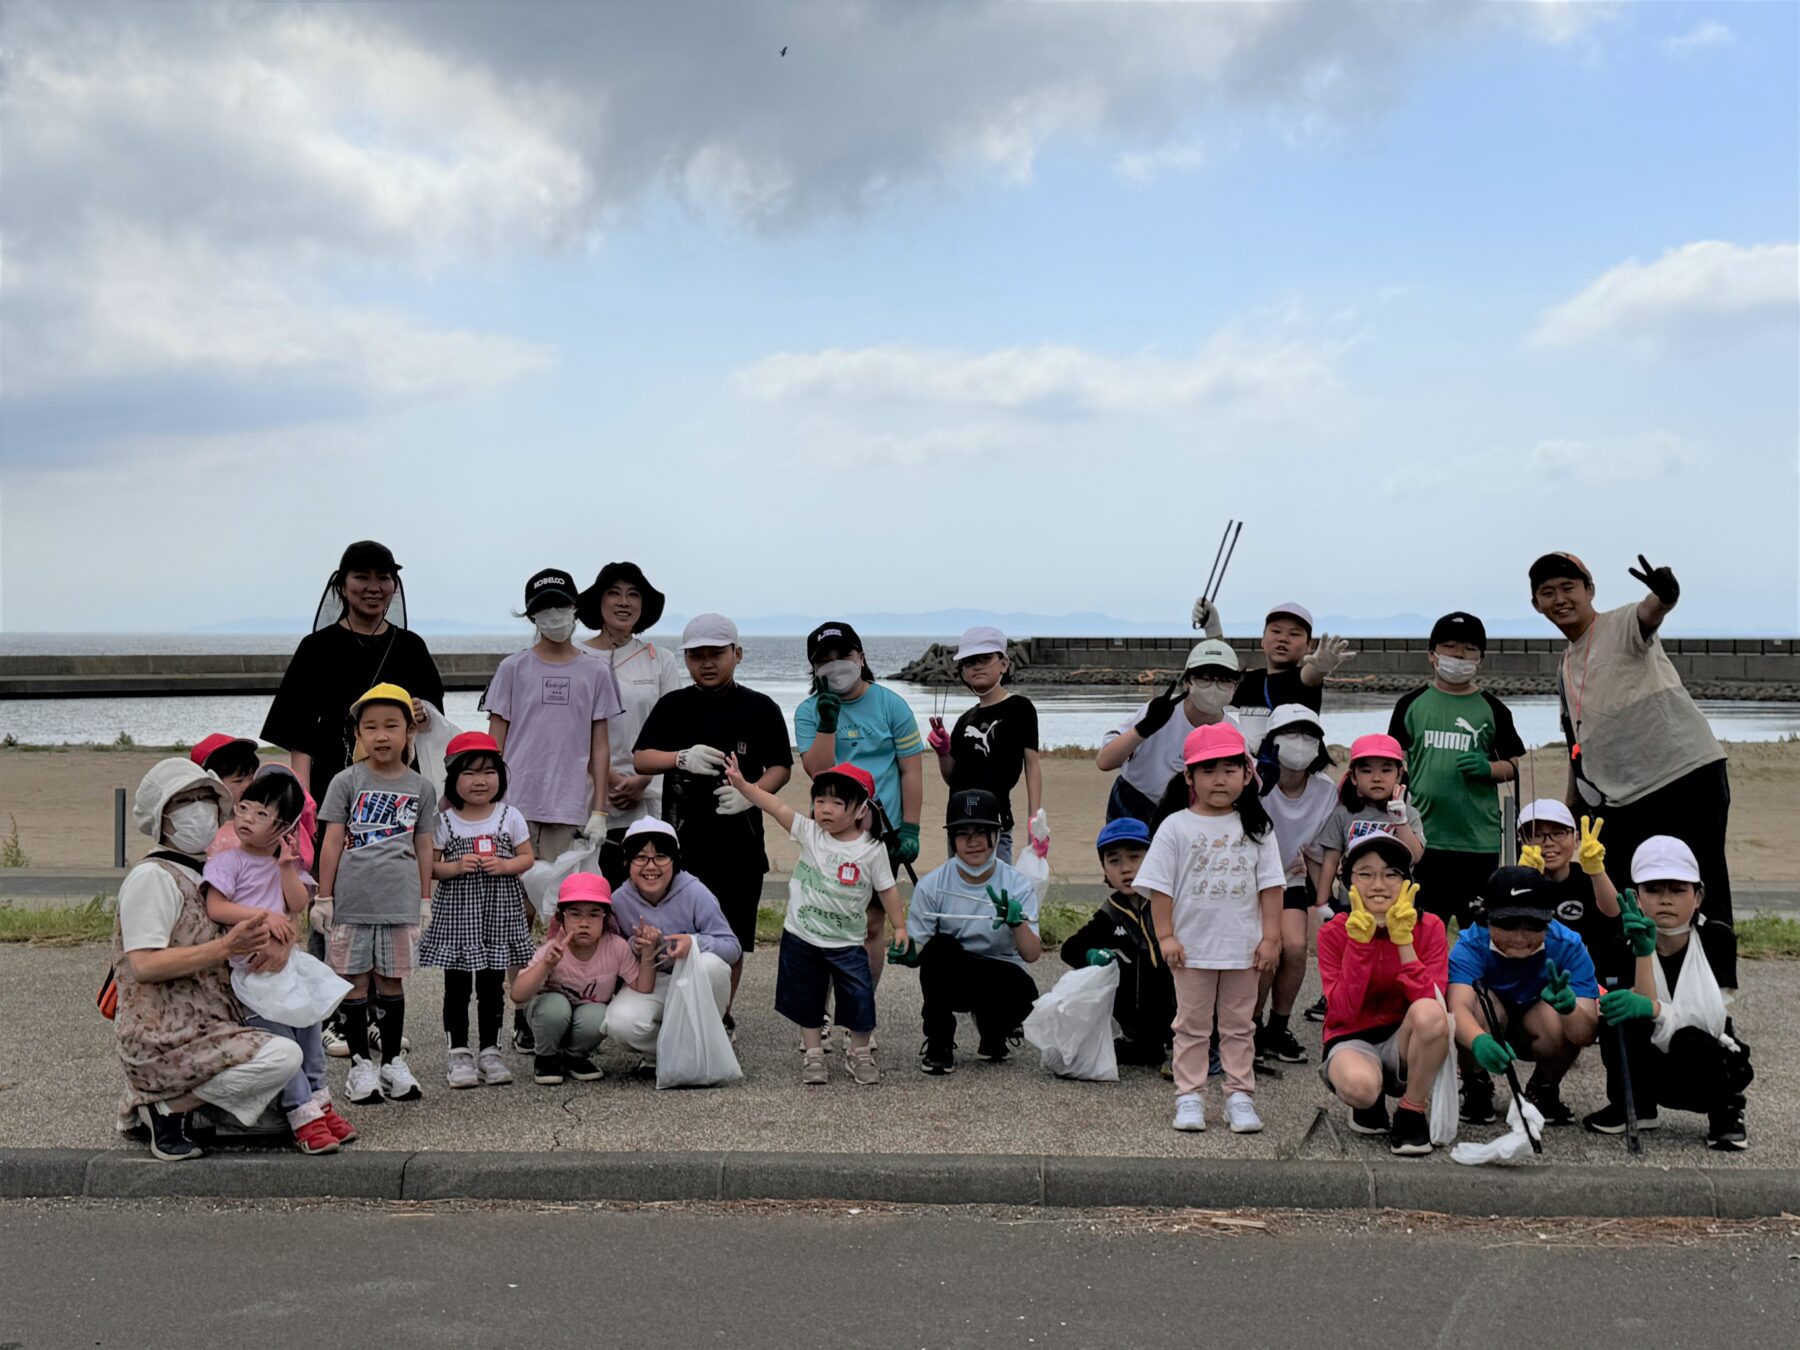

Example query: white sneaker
[1226,1091,1263,1134]
[345,1055,382,1104]
[477,1046,513,1086]
[322,1025,349,1058]
[1172,1093,1206,1132]
[445,1048,479,1089]
[379,1056,424,1101]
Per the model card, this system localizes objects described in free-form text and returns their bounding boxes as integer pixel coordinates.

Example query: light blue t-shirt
[1446,921,1599,1004]
[794,682,922,827]
[906,858,1040,971]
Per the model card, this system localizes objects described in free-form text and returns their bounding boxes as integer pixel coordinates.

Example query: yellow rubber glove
[1345,887,1377,944]
[1578,815,1607,877]
[1385,881,1420,946]
[1519,843,1545,873]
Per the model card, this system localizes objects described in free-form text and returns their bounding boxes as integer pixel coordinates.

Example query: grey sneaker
[846,1046,880,1086]
[801,1048,829,1086]
[476,1046,513,1086]
[445,1047,479,1089]
[1225,1090,1263,1134]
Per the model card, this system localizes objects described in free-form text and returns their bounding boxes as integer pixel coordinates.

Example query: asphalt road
[3,1200,1797,1349]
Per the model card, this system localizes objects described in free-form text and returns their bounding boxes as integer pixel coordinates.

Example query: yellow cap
[349,682,415,721]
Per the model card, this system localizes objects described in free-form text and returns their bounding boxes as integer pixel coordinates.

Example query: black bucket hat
[577,562,666,633]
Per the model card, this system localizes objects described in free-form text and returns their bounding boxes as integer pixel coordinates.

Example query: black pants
[443,969,506,1051]
[1597,759,1735,986]
[1104,777,1159,825]
[1414,849,1497,928]
[1601,1019,1753,1119]
[918,936,1039,1048]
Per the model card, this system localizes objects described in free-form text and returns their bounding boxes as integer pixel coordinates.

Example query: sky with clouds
[2,0,1795,635]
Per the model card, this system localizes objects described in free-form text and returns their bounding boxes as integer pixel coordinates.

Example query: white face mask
[1185,678,1234,716]
[816,659,861,696]
[1488,936,1545,959]
[533,606,578,643]
[1276,735,1322,771]
[1435,654,1480,685]
[165,801,220,854]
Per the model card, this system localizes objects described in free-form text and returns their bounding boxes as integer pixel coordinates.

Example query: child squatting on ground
[1134,722,1285,1135]
[722,755,906,1086]
[1060,817,1177,1070]
[315,683,438,1107]
[420,732,537,1090]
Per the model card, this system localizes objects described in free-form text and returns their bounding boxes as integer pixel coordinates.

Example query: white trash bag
[1428,992,1459,1147]
[521,835,604,922]
[411,701,464,802]
[1450,1096,1545,1167]
[656,947,743,1089]
[1652,925,1737,1053]
[1013,808,1052,904]
[1023,962,1120,1081]
[232,950,352,1028]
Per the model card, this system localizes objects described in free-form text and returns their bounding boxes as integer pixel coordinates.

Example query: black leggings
[443,969,506,1051]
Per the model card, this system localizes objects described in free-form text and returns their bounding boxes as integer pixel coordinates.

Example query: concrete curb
[6,1148,1799,1218]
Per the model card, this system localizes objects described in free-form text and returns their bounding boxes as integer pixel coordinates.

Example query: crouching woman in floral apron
[114,758,304,1161]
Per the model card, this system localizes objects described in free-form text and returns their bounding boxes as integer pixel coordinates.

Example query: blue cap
[1096,818,1152,852]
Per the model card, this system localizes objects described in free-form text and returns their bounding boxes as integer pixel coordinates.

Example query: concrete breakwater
[891,635,1800,701]
[3,636,1798,700]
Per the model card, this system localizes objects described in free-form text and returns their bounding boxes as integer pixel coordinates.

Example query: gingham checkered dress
[419,813,535,972]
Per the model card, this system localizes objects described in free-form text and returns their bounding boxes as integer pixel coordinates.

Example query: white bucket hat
[133,757,232,840]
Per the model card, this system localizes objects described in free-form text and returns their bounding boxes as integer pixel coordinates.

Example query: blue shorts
[774,930,877,1035]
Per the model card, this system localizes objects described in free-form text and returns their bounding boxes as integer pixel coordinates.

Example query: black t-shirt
[635,682,794,876]
[1542,869,1601,938]
[1231,666,1321,716]
[260,624,445,804]
[947,694,1040,829]
[1656,919,1735,993]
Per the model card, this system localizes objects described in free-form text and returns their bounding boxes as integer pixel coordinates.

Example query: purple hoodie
[608,870,744,968]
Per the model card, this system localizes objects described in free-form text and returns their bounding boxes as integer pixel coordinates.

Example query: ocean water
[4,633,1799,749]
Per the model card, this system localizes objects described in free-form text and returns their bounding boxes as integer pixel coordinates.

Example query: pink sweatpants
[1171,966,1260,1096]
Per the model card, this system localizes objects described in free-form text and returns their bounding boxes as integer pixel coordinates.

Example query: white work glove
[583,811,608,840]
[714,784,753,816]
[1190,597,1223,637]
[675,745,727,775]
[1303,634,1356,676]
[1386,787,1411,825]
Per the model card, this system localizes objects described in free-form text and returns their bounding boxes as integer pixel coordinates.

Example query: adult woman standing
[578,562,684,884]
[262,541,446,809]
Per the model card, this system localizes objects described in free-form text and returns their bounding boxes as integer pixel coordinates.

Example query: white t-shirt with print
[591,637,686,828]
[784,816,896,949]
[1134,810,1285,970]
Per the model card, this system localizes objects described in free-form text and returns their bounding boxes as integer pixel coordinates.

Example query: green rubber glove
[987,884,1026,930]
[813,688,842,734]
[886,936,921,968]
[1455,750,1491,781]
[892,822,921,865]
[1619,888,1657,959]
[1599,988,1654,1025]
[1471,1032,1516,1075]
[1540,959,1577,1015]
[1085,948,1116,968]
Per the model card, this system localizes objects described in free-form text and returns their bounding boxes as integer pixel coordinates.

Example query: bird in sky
[780,46,787,56]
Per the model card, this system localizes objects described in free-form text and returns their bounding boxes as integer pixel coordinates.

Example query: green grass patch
[1738,913,1800,959]
[0,897,113,944]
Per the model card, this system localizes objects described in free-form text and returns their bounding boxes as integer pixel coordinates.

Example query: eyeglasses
[630,852,672,867]
[1349,867,1404,885]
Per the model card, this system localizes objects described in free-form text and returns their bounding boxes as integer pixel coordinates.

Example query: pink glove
[927,717,952,757]
[1030,833,1049,860]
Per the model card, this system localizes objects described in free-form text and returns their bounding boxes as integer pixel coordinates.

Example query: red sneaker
[321,1106,357,1144]
[294,1117,341,1155]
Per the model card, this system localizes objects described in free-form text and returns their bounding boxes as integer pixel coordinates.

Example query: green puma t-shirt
[1387,685,1524,854]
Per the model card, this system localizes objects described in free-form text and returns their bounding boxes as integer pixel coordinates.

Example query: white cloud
[1114,140,1207,185]
[1661,21,1733,56]
[1529,431,1693,481]
[1531,241,1800,351]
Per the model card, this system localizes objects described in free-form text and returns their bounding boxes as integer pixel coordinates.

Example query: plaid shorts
[327,922,420,979]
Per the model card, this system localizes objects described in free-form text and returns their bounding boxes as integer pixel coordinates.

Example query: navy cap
[1429,611,1487,651]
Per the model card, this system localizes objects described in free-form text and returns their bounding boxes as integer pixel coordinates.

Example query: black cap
[806,620,865,665]
[1528,551,1593,592]
[946,788,1002,831]
[577,562,666,634]
[337,540,401,576]
[524,567,580,615]
[1429,611,1487,652]
[1341,830,1414,884]
[1481,866,1556,924]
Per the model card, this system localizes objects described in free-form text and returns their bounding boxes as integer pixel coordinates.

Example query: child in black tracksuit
[1059,817,1176,1067]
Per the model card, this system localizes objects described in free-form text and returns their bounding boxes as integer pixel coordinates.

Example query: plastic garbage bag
[656,948,743,1089]
[1014,808,1051,904]
[1450,1096,1545,1166]
[411,701,463,802]
[231,950,352,1028]
[1023,962,1120,1081]
[1652,925,1736,1053]
[521,835,603,922]
[1429,992,1459,1147]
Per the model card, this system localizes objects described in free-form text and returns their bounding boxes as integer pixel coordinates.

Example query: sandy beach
[4,739,1797,884]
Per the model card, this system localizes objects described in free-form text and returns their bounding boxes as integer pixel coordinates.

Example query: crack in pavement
[551,1093,583,1152]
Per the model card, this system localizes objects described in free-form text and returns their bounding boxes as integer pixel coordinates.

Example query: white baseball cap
[1266,703,1323,737]
[681,613,740,650]
[1631,835,1702,885]
[1517,799,1577,832]
[1184,638,1241,674]
[623,817,680,844]
[953,626,1007,662]
[1265,601,1314,631]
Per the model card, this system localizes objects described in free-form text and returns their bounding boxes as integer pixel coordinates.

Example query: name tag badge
[474,836,496,858]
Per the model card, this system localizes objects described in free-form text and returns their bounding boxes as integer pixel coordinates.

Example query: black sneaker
[1349,1100,1391,1135]
[1460,1073,1497,1125]
[1526,1080,1575,1127]
[1582,1102,1660,1135]
[532,1055,564,1085]
[139,1105,205,1162]
[722,1012,738,1044]
[1302,995,1327,1023]
[1263,1024,1308,1064]
[563,1054,604,1082]
[1388,1105,1432,1156]
[513,1021,536,1054]
[976,1033,1010,1063]
[919,1039,956,1075]
[1707,1105,1748,1151]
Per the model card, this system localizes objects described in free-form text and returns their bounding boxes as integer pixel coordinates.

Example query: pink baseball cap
[556,873,613,907]
[1349,733,1406,765]
[1183,721,1249,766]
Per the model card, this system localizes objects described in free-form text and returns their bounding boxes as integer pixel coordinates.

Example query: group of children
[157,572,1750,1159]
